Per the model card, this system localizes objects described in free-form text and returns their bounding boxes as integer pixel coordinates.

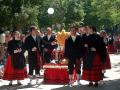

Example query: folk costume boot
[17,80,22,85]
[9,81,13,86]
[28,75,33,85]
[76,74,81,85]
[69,74,73,87]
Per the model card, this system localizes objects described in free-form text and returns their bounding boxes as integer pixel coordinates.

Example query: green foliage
[0,0,120,32]
[91,0,120,30]
[0,0,40,30]
[65,0,85,27]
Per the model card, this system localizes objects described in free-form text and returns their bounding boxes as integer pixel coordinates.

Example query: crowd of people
[0,25,112,87]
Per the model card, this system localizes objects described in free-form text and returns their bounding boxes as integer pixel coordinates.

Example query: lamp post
[47,8,54,28]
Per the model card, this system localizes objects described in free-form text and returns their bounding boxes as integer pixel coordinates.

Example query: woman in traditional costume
[99,30,111,82]
[82,26,105,87]
[3,31,27,86]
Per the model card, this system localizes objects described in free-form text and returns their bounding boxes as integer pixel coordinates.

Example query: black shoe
[94,82,98,87]
[102,73,106,78]
[102,74,107,78]
[9,82,12,86]
[88,82,93,87]
[17,82,22,85]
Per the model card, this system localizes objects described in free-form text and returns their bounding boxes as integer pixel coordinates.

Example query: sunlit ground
[0,54,120,90]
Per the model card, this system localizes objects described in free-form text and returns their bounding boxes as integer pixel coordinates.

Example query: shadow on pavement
[0,79,120,90]
[0,84,40,90]
[51,79,120,90]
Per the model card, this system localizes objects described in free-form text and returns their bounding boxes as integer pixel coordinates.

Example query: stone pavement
[0,54,120,90]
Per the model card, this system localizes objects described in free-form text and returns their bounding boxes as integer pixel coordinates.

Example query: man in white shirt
[25,26,42,84]
[42,27,58,63]
[65,26,83,87]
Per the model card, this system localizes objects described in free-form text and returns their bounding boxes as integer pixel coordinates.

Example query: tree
[83,0,100,29]
[0,0,13,29]
[91,0,120,33]
[65,0,85,28]
[38,0,85,30]
[0,0,41,31]
[1,0,120,33]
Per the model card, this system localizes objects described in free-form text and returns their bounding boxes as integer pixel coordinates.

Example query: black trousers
[28,58,40,75]
[44,52,52,63]
[68,58,81,75]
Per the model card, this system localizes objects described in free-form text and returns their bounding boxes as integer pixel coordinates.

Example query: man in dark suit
[42,27,58,63]
[64,27,83,86]
[25,26,42,84]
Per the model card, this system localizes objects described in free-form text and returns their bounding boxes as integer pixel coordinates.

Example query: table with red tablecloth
[43,64,69,84]
[43,63,77,84]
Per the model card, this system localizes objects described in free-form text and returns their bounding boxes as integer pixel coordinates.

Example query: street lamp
[47,8,54,15]
[47,8,54,28]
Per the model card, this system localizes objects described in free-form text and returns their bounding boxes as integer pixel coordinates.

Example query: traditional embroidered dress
[3,39,27,80]
[101,37,111,70]
[82,34,104,82]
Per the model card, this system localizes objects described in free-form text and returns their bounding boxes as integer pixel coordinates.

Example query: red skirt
[102,53,111,70]
[3,54,28,80]
[82,54,103,82]
[107,44,116,53]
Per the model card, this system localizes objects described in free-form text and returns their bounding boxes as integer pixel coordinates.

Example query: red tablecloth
[43,64,69,84]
